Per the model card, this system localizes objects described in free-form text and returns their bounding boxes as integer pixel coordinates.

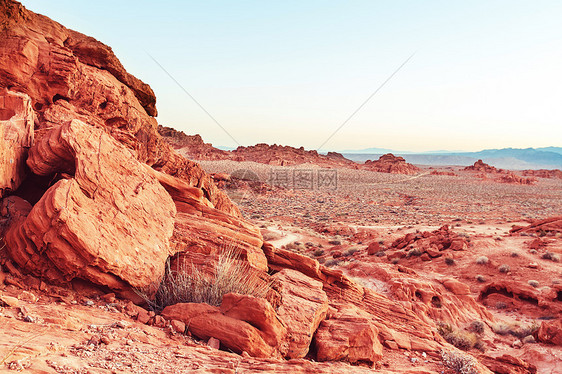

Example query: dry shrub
[528,279,539,288]
[475,256,489,265]
[313,248,325,257]
[498,264,510,273]
[469,320,485,334]
[441,350,479,374]
[138,246,270,311]
[492,322,539,339]
[438,322,478,350]
[324,258,341,267]
[542,251,561,262]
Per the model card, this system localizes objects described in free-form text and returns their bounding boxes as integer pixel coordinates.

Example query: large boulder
[535,318,562,345]
[2,120,176,292]
[314,305,383,364]
[162,293,288,358]
[271,269,329,358]
[0,90,34,198]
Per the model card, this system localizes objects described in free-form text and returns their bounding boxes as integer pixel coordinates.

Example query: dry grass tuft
[138,245,270,311]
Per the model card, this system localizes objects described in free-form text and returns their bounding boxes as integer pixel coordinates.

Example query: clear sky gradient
[21,1,562,152]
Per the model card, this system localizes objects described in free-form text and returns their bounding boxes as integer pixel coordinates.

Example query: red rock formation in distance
[364,153,420,175]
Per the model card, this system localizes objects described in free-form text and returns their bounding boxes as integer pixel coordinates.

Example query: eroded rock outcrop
[464,160,536,184]
[535,318,562,346]
[510,216,562,235]
[158,125,230,161]
[161,294,288,358]
[464,159,500,173]
[3,120,176,292]
[270,269,329,358]
[0,0,238,215]
[0,90,34,198]
[0,0,266,295]
[364,153,420,175]
[314,304,383,364]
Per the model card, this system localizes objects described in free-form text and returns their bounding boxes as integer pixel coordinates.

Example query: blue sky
[21,1,562,152]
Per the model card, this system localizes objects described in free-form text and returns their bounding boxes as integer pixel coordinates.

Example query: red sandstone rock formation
[535,318,562,345]
[364,153,420,175]
[158,125,230,160]
[510,216,562,235]
[0,2,540,372]
[464,159,500,173]
[2,121,176,293]
[430,170,457,176]
[385,225,469,261]
[158,126,360,168]
[465,160,537,184]
[231,143,358,168]
[0,0,261,297]
[496,171,537,185]
[522,169,562,179]
[0,90,34,198]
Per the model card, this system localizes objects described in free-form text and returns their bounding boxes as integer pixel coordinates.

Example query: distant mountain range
[342,147,562,170]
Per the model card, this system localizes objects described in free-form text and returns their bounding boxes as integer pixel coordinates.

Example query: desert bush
[261,231,282,242]
[313,248,325,257]
[512,323,539,339]
[375,250,386,257]
[528,280,539,288]
[529,249,538,254]
[511,251,519,257]
[469,320,485,334]
[441,350,479,374]
[138,246,270,311]
[445,257,456,266]
[493,322,539,338]
[406,248,422,258]
[476,275,486,283]
[475,256,489,265]
[324,258,341,267]
[391,258,400,264]
[495,301,508,310]
[343,248,360,257]
[498,264,510,273]
[437,322,478,351]
[542,251,560,262]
